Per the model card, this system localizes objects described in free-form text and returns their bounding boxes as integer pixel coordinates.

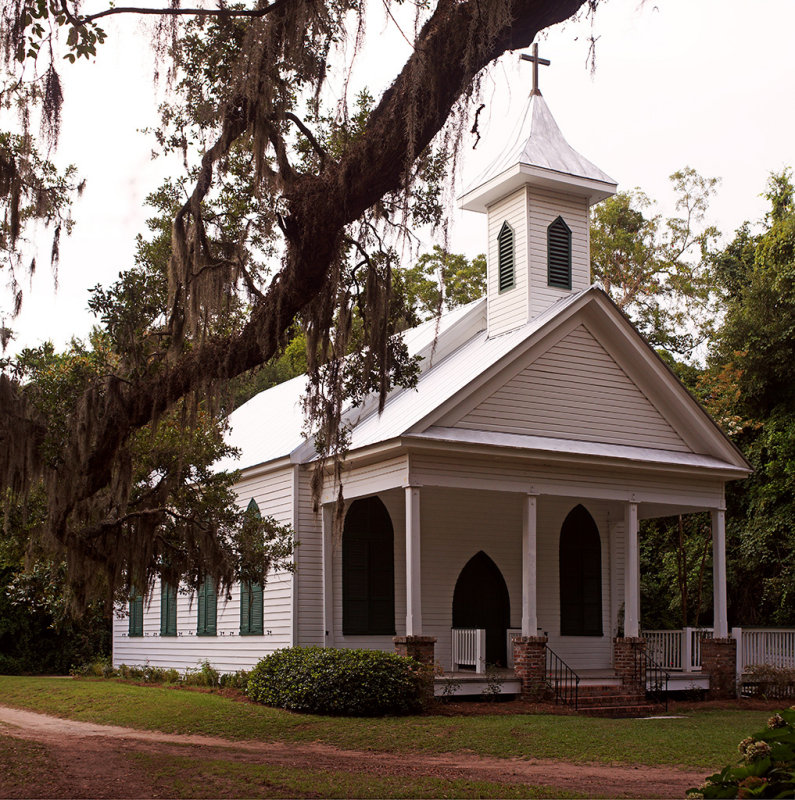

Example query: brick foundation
[701,637,737,699]
[613,637,646,688]
[393,635,436,665]
[513,635,549,699]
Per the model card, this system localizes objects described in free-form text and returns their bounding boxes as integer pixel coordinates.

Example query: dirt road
[0,705,704,798]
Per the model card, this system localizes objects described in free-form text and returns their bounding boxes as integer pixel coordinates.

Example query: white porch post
[321,503,334,647]
[624,501,640,638]
[405,485,422,636]
[712,508,728,638]
[521,493,538,637]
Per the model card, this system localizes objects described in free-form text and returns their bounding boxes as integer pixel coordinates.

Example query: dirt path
[0,705,704,799]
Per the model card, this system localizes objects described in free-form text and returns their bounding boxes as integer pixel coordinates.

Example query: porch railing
[451,628,486,674]
[545,645,580,709]
[643,627,795,674]
[642,628,712,671]
[738,628,795,672]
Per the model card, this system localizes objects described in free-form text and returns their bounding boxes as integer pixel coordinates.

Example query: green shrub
[689,707,795,798]
[183,660,221,687]
[246,647,427,716]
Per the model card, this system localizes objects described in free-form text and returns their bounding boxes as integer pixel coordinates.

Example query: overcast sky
[5,0,794,352]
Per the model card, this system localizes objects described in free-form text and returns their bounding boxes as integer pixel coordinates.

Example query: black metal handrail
[545,645,580,709]
[634,644,670,711]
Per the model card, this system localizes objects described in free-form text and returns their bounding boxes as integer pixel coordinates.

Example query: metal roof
[216,298,488,473]
[459,94,617,211]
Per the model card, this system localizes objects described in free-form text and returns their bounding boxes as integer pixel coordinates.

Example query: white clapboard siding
[112,571,293,673]
[112,465,296,672]
[527,187,590,320]
[487,188,529,336]
[454,324,690,453]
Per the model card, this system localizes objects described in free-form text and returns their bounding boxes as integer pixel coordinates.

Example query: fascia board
[400,432,749,480]
[459,164,616,212]
[230,455,294,483]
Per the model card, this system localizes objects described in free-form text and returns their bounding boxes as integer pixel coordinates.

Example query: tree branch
[68,0,293,27]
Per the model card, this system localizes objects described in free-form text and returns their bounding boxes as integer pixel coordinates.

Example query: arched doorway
[559,504,603,636]
[452,551,511,666]
[342,496,395,636]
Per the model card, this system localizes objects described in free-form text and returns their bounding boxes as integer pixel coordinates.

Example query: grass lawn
[131,751,583,799]
[0,675,766,770]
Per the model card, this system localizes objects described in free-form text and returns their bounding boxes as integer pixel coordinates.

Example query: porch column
[711,508,728,638]
[405,485,422,636]
[521,493,538,637]
[321,503,334,647]
[624,501,640,638]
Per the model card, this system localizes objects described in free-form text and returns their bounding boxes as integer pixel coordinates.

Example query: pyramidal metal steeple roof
[459,92,617,213]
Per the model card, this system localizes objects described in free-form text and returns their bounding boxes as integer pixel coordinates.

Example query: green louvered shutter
[547,216,572,289]
[240,581,264,635]
[240,583,251,635]
[197,577,217,636]
[160,582,177,636]
[497,222,515,292]
[129,592,143,637]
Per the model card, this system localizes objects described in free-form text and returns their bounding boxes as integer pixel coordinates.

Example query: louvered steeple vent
[459,46,616,337]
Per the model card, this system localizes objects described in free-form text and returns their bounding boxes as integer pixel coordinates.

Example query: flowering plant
[689,707,795,798]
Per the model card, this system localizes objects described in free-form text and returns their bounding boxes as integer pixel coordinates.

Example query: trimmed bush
[246,646,427,716]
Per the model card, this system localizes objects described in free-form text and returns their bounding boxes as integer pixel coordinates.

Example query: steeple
[460,49,617,337]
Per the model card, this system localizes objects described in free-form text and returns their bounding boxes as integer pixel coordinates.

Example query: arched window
[240,498,264,635]
[559,505,602,636]
[497,221,515,292]
[547,216,572,289]
[342,496,395,636]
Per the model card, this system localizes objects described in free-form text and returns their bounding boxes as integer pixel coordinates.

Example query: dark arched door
[452,551,511,666]
[559,504,603,636]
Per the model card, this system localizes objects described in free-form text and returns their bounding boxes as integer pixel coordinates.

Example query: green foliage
[690,707,795,798]
[246,647,428,716]
[591,168,720,358]
[70,658,251,689]
[399,246,486,321]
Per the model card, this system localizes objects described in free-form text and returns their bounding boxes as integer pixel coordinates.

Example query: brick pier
[701,637,737,698]
[512,635,549,699]
[393,635,436,665]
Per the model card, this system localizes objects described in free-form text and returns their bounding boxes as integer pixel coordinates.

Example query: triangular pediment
[448,323,691,453]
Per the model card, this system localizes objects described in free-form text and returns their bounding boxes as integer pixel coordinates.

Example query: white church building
[112,54,750,699]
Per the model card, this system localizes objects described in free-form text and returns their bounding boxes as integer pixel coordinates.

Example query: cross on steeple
[521,43,550,97]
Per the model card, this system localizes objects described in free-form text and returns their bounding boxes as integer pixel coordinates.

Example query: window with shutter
[559,505,603,636]
[497,221,515,292]
[160,582,177,636]
[128,591,143,637]
[547,216,572,289]
[240,581,264,635]
[342,496,395,635]
[197,576,217,636]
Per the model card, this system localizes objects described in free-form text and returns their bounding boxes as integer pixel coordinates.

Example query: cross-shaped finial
[521,43,551,96]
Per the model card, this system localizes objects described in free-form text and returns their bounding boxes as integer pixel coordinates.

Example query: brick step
[573,694,647,708]
[572,685,632,698]
[578,704,660,718]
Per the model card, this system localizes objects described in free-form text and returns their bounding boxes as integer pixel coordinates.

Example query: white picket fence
[451,628,486,673]
[642,627,795,674]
